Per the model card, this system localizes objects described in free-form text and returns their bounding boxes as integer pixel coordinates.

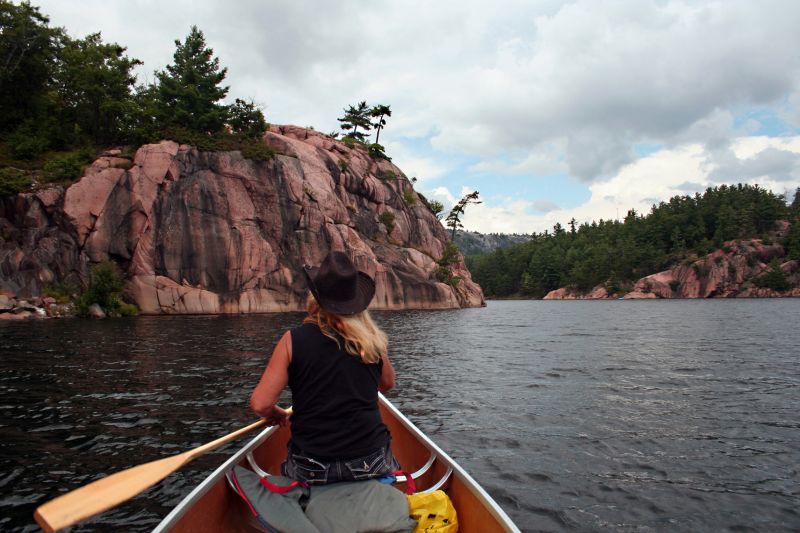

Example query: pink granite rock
[0,128,484,312]
[543,284,611,300]
[586,285,610,299]
[543,288,577,300]
[623,238,797,299]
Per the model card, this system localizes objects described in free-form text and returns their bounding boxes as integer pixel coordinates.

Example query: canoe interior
[168,401,512,532]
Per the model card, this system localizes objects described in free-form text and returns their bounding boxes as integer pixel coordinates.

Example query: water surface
[1,300,799,532]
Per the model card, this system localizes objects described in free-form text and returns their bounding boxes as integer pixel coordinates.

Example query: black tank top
[288,322,389,459]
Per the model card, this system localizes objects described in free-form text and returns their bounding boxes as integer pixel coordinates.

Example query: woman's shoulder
[293,322,319,333]
[291,322,323,340]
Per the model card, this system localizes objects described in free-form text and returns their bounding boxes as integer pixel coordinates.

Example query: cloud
[674,181,706,193]
[783,91,800,128]
[531,200,560,213]
[36,1,800,183]
[458,137,800,233]
[468,140,568,176]
[384,140,449,188]
[427,1,800,181]
[32,0,800,226]
[708,146,800,183]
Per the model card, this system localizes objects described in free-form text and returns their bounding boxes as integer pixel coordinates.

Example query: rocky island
[0,126,484,316]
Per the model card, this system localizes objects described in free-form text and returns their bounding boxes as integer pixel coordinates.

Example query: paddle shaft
[34,413,288,533]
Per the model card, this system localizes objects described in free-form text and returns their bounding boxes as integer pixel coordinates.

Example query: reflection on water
[1,300,799,532]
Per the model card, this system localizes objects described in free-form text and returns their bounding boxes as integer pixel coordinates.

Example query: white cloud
[458,137,800,234]
[31,0,800,230]
[36,1,800,180]
[384,141,450,188]
[468,140,568,176]
[783,92,800,128]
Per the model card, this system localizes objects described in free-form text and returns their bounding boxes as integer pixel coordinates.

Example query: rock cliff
[543,235,800,300]
[0,125,484,314]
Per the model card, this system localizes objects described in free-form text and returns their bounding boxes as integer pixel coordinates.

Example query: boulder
[586,285,610,299]
[0,310,31,320]
[87,304,106,319]
[543,288,578,300]
[543,284,611,300]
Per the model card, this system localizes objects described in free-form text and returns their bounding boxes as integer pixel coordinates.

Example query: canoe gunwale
[378,393,520,532]
[152,424,281,532]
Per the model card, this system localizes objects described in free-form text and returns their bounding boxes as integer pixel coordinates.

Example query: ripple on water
[1,301,800,532]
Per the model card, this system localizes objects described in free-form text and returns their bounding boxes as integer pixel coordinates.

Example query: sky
[30,0,800,234]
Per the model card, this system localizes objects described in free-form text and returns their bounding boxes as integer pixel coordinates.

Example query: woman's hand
[266,405,291,427]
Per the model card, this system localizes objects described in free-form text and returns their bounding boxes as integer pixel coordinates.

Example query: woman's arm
[378,352,396,392]
[250,331,291,425]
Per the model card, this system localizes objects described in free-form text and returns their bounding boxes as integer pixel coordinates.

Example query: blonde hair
[304,297,388,364]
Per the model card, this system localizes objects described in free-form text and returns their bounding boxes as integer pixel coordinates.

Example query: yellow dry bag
[407,490,458,533]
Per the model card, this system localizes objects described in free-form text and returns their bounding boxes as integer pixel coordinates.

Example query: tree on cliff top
[370,104,391,144]
[228,98,267,139]
[445,191,482,240]
[337,101,372,142]
[55,33,142,145]
[155,26,229,134]
[0,1,62,131]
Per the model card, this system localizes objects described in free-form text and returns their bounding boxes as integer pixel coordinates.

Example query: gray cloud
[530,200,560,213]
[34,0,800,185]
[708,147,800,184]
[674,181,706,194]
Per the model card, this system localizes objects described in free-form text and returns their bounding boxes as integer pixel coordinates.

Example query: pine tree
[445,191,481,240]
[337,101,372,142]
[786,220,800,261]
[55,33,142,144]
[755,259,790,292]
[0,1,62,131]
[227,98,267,139]
[370,104,391,144]
[155,26,229,134]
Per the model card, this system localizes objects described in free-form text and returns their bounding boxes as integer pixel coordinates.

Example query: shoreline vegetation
[467,185,800,300]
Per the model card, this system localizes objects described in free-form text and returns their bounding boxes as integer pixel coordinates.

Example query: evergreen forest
[0,2,399,197]
[468,185,800,298]
[0,2,270,195]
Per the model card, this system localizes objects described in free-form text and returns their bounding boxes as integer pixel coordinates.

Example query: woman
[250,251,399,484]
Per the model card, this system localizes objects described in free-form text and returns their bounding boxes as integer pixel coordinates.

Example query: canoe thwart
[395,452,437,483]
[423,467,453,493]
[246,453,269,478]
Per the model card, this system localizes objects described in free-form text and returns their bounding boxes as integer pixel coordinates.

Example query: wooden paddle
[34,411,289,533]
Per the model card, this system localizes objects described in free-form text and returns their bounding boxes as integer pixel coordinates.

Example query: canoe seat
[234,451,453,495]
[393,453,453,493]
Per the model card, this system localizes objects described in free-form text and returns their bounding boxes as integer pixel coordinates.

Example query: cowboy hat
[303,251,375,315]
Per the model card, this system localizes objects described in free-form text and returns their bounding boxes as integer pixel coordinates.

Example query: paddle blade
[34,451,190,533]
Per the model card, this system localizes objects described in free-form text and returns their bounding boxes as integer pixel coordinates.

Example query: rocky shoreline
[0,291,73,320]
[543,236,800,300]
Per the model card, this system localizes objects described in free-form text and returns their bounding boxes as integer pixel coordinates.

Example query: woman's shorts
[282,442,400,485]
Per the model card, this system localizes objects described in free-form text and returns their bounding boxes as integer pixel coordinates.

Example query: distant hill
[467,184,800,299]
[454,230,531,256]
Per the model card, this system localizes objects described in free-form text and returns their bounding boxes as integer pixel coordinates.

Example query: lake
[1,300,799,532]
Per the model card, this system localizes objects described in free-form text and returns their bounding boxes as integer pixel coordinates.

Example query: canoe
[154,393,520,532]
